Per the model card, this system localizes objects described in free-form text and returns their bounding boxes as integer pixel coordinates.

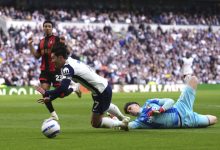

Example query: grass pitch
[0,85,220,150]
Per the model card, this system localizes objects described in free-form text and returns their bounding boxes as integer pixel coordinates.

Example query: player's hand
[28,37,33,45]
[37,97,50,104]
[147,107,165,117]
[147,110,159,117]
[34,86,45,95]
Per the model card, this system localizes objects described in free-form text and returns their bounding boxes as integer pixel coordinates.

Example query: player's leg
[91,113,126,128]
[195,113,217,127]
[90,84,112,128]
[107,103,130,122]
[173,76,199,127]
[185,75,198,90]
[91,85,128,130]
[174,75,198,111]
[40,72,58,120]
[91,112,103,128]
[106,112,120,120]
[91,112,128,130]
[40,82,59,120]
[206,115,217,125]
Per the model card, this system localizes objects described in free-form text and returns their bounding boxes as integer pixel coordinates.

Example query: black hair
[43,20,54,27]
[52,42,69,59]
[124,102,140,114]
[186,52,191,59]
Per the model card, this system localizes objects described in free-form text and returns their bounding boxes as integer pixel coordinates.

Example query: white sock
[107,103,125,120]
[100,117,123,128]
[69,81,80,91]
[51,111,59,120]
[74,83,80,91]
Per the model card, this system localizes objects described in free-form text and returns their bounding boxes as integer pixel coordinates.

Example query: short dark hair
[52,42,69,59]
[124,102,139,114]
[43,20,54,27]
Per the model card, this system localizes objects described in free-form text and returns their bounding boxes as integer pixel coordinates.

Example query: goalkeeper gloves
[147,107,165,117]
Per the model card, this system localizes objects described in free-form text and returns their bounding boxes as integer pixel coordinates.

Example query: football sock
[45,101,55,113]
[51,111,59,120]
[69,82,80,91]
[100,117,123,128]
[107,103,126,121]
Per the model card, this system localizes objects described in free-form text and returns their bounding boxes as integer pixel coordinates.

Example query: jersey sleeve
[146,98,175,111]
[62,64,74,80]
[128,120,142,129]
[45,79,71,100]
[44,65,74,100]
[128,120,150,129]
[128,121,139,129]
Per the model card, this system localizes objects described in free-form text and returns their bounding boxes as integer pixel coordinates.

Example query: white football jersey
[61,57,108,95]
[182,57,194,75]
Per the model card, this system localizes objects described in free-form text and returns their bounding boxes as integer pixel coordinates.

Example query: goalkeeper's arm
[158,98,175,112]
[147,99,174,116]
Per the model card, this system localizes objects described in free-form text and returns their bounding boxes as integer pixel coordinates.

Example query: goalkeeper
[123,76,217,129]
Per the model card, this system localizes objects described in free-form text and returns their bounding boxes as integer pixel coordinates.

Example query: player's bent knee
[91,121,101,128]
[91,113,103,128]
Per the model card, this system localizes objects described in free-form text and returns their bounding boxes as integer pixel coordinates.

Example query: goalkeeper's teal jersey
[128,98,180,129]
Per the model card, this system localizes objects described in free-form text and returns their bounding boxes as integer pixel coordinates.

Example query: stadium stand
[0,6,220,25]
[0,0,220,86]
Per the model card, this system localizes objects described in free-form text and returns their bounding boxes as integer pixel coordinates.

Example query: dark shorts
[39,70,61,87]
[92,84,112,114]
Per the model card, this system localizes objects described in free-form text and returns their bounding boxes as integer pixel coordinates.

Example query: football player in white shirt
[182,52,194,77]
[35,43,130,131]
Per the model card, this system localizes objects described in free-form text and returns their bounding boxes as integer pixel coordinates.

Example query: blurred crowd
[0,7,220,86]
[0,23,219,86]
[1,6,220,25]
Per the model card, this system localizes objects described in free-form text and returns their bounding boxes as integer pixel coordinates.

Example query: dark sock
[44,94,54,113]
[45,101,54,113]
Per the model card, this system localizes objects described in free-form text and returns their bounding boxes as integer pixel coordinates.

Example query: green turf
[0,87,220,150]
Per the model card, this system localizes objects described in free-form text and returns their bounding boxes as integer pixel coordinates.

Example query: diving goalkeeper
[123,76,217,129]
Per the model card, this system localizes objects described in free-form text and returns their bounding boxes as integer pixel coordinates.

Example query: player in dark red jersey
[28,20,81,120]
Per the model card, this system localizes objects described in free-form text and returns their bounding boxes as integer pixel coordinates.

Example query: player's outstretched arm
[28,37,41,59]
[35,79,71,102]
[44,79,71,101]
[36,88,73,104]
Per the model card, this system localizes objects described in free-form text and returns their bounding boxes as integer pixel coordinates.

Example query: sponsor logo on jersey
[63,67,69,75]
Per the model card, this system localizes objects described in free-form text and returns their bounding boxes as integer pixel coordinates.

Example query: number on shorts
[93,100,100,109]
